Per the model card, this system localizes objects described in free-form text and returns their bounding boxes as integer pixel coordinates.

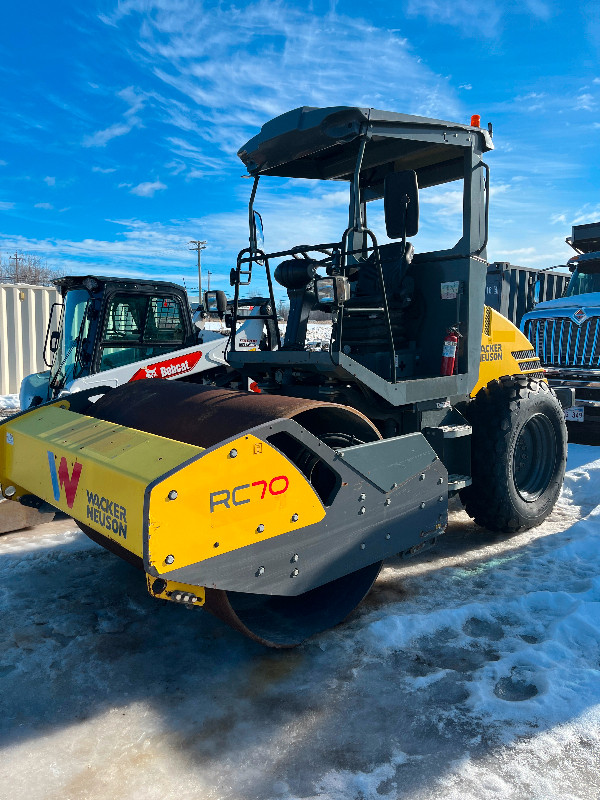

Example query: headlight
[315,276,349,307]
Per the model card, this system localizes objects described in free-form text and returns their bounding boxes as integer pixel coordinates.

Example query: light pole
[189,240,207,300]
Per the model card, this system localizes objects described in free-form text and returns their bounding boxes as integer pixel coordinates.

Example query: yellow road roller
[0,107,571,646]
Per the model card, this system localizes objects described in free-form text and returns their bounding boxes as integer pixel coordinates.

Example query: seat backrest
[354,242,410,299]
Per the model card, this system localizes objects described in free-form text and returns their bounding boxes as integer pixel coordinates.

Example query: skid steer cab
[20,276,274,409]
[2,107,568,649]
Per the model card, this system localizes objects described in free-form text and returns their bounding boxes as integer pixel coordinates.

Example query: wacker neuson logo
[47,452,82,509]
[573,308,587,325]
[85,491,128,539]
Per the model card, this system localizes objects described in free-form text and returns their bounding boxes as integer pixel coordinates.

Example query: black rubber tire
[459,376,567,533]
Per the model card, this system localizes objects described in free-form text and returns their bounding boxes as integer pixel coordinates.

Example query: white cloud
[551,213,567,225]
[406,0,552,35]
[43,176,56,186]
[166,137,227,176]
[522,0,552,20]
[459,84,472,91]
[502,246,537,256]
[166,160,186,175]
[129,180,167,197]
[574,93,595,111]
[594,78,600,85]
[0,160,7,166]
[572,203,600,225]
[0,202,15,210]
[34,202,54,210]
[92,166,117,173]
[83,121,137,148]
[420,187,463,216]
[82,86,146,147]
[406,0,502,35]
[100,0,461,166]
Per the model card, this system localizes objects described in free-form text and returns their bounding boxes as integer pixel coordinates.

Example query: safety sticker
[238,338,259,350]
[5,432,13,445]
[441,281,461,300]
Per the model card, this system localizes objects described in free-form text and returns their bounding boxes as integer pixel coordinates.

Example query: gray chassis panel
[147,418,448,596]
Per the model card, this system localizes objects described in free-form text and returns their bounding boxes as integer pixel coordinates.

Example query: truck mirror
[43,301,64,367]
[204,290,228,319]
[251,210,264,251]
[384,170,419,239]
[533,279,541,305]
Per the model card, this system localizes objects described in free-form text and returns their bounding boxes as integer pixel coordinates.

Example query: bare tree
[277,299,289,321]
[0,252,60,285]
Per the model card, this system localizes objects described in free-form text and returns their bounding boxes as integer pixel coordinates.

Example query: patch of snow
[0,394,19,410]
[0,443,599,799]
[203,320,224,331]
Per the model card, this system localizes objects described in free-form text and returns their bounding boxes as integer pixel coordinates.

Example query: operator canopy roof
[238,106,493,191]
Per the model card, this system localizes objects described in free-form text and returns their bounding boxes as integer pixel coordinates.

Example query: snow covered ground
[204,319,333,345]
[1,445,599,800]
[0,394,19,410]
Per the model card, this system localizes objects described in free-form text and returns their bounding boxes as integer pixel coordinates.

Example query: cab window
[99,293,186,372]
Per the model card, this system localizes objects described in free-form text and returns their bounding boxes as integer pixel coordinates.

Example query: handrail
[229,247,281,354]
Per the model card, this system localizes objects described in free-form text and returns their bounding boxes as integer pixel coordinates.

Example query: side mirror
[533,279,541,305]
[384,170,419,239]
[251,210,264,252]
[204,290,228,319]
[44,301,64,367]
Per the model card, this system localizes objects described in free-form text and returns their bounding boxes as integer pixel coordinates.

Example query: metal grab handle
[338,226,397,384]
[474,161,490,257]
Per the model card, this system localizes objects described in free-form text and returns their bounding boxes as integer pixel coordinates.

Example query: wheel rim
[513,413,556,501]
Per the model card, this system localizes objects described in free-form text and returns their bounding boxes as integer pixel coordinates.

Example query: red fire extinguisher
[441,328,460,376]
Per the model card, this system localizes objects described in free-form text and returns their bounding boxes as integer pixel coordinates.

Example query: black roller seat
[351,241,414,301]
[342,242,419,344]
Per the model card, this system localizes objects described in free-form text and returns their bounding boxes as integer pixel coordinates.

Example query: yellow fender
[471,306,543,397]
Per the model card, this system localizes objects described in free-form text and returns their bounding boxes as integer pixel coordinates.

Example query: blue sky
[1,0,599,297]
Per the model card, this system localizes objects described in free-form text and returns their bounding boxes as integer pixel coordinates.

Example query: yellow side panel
[147,434,326,574]
[0,406,203,557]
[471,306,544,397]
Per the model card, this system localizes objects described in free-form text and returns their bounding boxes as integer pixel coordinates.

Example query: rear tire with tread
[460,376,567,533]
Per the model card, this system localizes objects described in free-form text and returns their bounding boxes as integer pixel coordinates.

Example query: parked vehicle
[1,106,569,647]
[20,275,273,409]
[521,222,600,433]
[485,262,569,327]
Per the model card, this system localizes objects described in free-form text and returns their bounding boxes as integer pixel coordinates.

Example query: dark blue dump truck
[485,261,569,326]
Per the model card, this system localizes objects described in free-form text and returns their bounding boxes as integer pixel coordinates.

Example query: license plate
[564,406,584,422]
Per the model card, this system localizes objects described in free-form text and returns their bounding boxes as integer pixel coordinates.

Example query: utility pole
[9,251,21,282]
[189,240,207,300]
[207,270,212,292]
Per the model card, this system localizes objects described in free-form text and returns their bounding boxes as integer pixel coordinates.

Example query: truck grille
[524,317,600,367]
